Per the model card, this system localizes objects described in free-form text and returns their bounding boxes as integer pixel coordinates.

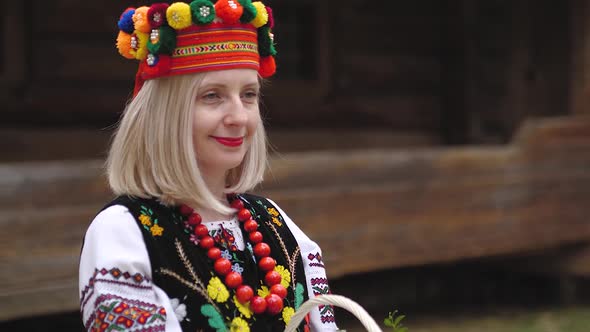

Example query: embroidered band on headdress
[115,0,277,95]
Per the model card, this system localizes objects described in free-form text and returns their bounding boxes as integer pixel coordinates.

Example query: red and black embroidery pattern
[87,294,166,332]
[310,277,336,324]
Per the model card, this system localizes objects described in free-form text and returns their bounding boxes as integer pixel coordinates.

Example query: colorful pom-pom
[130,31,149,60]
[116,31,135,59]
[133,6,151,33]
[190,0,216,25]
[259,56,276,78]
[148,26,177,55]
[238,0,257,23]
[141,55,172,78]
[265,6,274,29]
[148,3,169,28]
[215,0,244,24]
[257,26,276,57]
[250,2,268,28]
[118,8,136,33]
[167,2,193,30]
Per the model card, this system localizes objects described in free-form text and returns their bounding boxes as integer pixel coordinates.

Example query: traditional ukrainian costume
[80,2,338,331]
[79,195,337,331]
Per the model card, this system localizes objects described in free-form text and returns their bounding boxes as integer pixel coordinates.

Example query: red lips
[212,136,244,147]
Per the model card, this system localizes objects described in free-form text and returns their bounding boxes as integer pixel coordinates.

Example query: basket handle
[284,294,383,332]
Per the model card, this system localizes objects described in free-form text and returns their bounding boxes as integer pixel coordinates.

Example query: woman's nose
[224,96,248,126]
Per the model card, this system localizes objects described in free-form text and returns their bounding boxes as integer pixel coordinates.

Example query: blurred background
[1,0,590,331]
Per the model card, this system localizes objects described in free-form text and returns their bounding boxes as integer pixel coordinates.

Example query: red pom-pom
[258,56,276,78]
[148,3,169,28]
[141,55,172,79]
[215,0,243,24]
[265,6,274,28]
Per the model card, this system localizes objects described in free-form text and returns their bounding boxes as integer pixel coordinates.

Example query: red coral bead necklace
[179,196,285,316]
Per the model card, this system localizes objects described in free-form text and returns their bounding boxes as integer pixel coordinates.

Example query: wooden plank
[0,116,589,320]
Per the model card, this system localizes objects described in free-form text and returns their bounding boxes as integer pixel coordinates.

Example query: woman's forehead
[200,69,259,86]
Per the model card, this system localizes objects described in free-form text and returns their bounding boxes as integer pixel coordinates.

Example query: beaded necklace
[179,195,285,315]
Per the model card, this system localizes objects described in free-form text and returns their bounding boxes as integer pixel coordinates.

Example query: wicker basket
[284,294,383,332]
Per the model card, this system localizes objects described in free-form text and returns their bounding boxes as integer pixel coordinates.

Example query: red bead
[207,247,222,260]
[188,213,202,226]
[225,272,243,289]
[250,296,267,314]
[249,231,263,244]
[199,236,214,249]
[258,257,276,272]
[264,270,282,286]
[270,284,287,299]
[231,199,244,210]
[253,243,271,258]
[265,294,284,315]
[244,220,258,232]
[179,204,193,216]
[194,224,209,238]
[236,285,254,304]
[214,258,232,276]
[237,209,251,222]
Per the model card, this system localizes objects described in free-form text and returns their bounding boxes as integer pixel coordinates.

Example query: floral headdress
[116,0,277,95]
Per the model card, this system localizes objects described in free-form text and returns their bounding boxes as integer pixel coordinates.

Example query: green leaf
[393,314,406,326]
[201,304,227,332]
[294,283,305,309]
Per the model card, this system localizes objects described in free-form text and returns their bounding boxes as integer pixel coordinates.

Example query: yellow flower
[207,277,230,303]
[257,285,270,298]
[230,317,250,332]
[267,207,279,217]
[150,224,164,236]
[271,217,282,227]
[139,214,152,226]
[233,296,252,318]
[282,306,295,325]
[274,265,291,289]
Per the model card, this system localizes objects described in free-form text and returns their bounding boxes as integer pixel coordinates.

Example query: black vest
[103,194,309,332]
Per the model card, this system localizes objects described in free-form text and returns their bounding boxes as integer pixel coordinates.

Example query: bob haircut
[106,71,267,215]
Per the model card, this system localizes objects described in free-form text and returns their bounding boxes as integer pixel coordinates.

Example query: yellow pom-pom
[133,6,151,33]
[250,2,268,28]
[116,31,134,59]
[130,31,149,60]
[167,2,193,30]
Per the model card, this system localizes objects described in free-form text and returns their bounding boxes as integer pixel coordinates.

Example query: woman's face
[192,69,261,175]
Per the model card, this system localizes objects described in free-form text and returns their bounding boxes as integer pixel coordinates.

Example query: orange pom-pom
[116,31,134,59]
[215,0,244,24]
[258,56,276,78]
[133,6,151,33]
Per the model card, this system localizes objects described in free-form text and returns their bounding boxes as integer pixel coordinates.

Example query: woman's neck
[198,168,232,222]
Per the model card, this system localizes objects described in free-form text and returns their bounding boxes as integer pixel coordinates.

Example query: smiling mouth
[212,136,244,147]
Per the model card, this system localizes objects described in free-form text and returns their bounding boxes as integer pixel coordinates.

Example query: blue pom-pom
[118,9,136,33]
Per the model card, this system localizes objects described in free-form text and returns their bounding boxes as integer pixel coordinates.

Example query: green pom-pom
[190,0,216,25]
[238,0,257,23]
[148,26,177,55]
[257,26,276,57]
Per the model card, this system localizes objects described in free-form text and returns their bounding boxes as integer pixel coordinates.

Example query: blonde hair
[106,72,267,214]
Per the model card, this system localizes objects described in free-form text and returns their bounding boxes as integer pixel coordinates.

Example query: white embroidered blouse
[79,199,337,331]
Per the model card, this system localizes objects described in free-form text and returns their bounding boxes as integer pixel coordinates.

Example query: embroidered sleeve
[266,199,339,331]
[79,205,182,332]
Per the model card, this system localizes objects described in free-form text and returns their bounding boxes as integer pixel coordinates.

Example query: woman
[78,1,338,331]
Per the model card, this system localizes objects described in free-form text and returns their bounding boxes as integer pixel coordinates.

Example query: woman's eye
[202,92,220,100]
[242,91,259,100]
